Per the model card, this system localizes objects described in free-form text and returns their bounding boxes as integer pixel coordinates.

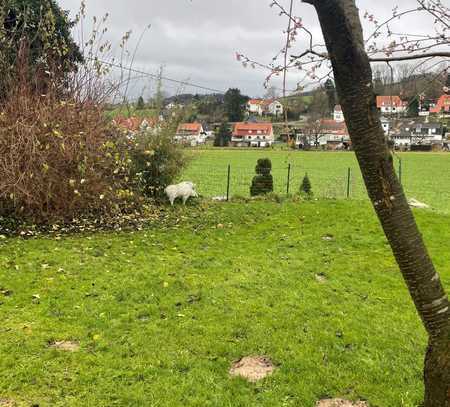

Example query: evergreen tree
[136,96,145,110]
[214,122,231,147]
[224,88,249,122]
[300,173,313,197]
[1,0,83,97]
[407,96,419,117]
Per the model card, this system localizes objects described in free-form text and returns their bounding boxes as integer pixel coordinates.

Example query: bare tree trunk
[303,1,450,405]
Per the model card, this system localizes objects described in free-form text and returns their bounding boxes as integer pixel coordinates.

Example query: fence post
[286,164,291,195]
[226,164,231,201]
[346,167,351,198]
[398,158,402,185]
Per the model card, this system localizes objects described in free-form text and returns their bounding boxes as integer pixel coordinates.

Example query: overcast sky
[58,0,436,99]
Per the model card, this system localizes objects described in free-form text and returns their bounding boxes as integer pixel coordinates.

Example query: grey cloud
[59,0,442,98]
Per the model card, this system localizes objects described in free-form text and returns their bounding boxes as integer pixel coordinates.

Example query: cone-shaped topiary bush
[250,158,273,196]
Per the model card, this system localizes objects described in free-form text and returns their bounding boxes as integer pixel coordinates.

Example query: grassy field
[1,200,449,406]
[182,149,450,212]
[105,107,158,120]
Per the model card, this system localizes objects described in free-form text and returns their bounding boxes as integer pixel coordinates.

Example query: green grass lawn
[1,200,449,406]
[182,150,450,213]
[105,107,158,120]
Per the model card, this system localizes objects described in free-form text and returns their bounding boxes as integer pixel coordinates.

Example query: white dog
[165,181,198,206]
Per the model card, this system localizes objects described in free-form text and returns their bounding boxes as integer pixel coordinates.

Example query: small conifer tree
[300,173,313,197]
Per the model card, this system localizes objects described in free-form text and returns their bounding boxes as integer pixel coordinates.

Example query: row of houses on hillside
[308,106,449,151]
[388,120,447,150]
[295,119,351,150]
[370,94,450,117]
[247,99,284,117]
[334,97,409,119]
[175,122,275,147]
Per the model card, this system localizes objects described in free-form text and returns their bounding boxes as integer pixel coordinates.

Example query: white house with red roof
[113,116,160,135]
[247,99,265,116]
[265,100,284,116]
[333,105,344,122]
[231,122,274,147]
[247,99,284,116]
[376,96,407,114]
[175,123,206,146]
[430,95,450,116]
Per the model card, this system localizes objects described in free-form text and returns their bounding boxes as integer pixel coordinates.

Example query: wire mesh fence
[182,163,361,200]
[181,156,450,214]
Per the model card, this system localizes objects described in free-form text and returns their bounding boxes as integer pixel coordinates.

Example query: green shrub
[300,173,313,198]
[250,158,273,196]
[130,122,187,199]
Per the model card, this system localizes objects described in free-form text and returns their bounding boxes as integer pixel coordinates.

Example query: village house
[247,99,265,116]
[376,96,407,114]
[175,123,206,146]
[265,99,284,116]
[389,120,444,150]
[429,95,450,116]
[246,99,284,117]
[296,119,350,150]
[231,122,274,147]
[113,116,159,135]
[333,105,344,122]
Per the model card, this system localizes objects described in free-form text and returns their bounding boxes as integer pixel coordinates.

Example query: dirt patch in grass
[229,356,275,382]
[316,399,369,407]
[315,273,327,283]
[49,340,80,352]
[0,398,15,407]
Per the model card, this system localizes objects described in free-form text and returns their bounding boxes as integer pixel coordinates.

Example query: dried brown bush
[0,86,135,222]
[0,5,186,227]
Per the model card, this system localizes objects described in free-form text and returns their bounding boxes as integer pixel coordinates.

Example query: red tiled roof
[430,95,450,113]
[320,119,348,135]
[114,116,156,131]
[177,123,202,133]
[232,122,273,137]
[376,96,405,108]
[261,99,275,107]
[248,99,265,105]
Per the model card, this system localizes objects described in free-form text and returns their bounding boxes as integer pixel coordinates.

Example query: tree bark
[302,1,450,405]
